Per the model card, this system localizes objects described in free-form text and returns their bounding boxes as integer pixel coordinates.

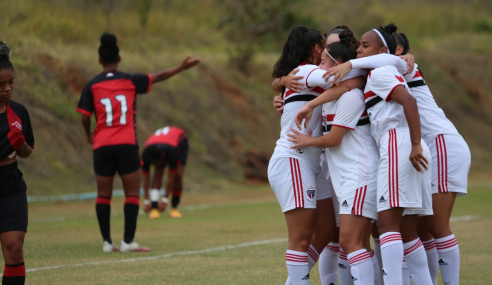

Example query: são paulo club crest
[296,148,304,154]
[306,186,315,199]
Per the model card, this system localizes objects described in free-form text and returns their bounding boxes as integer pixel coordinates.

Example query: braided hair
[326,28,358,63]
[98,33,119,64]
[0,41,14,71]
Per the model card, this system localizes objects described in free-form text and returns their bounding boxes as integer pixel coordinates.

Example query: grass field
[2,178,492,284]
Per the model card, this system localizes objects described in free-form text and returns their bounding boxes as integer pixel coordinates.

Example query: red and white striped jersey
[321,89,379,195]
[363,65,411,145]
[404,64,459,144]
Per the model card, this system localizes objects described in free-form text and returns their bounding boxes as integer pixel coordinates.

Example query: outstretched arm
[151,56,200,84]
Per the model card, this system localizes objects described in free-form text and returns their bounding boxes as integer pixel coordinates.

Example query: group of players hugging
[268,24,470,285]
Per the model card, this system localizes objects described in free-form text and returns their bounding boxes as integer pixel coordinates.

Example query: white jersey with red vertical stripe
[271,63,365,171]
[404,64,459,144]
[363,65,412,145]
[321,89,380,197]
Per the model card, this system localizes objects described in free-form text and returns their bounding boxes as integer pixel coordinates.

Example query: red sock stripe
[436,135,449,193]
[172,189,182,197]
[96,197,111,205]
[326,244,340,253]
[289,158,299,208]
[373,238,380,244]
[286,253,308,263]
[3,264,26,277]
[124,196,140,205]
[380,233,402,245]
[404,239,423,256]
[435,238,458,250]
[295,159,304,208]
[308,247,319,262]
[348,251,371,265]
[339,250,347,260]
[422,240,436,251]
[369,250,375,258]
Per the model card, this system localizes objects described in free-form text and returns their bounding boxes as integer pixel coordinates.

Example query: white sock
[339,249,354,285]
[319,243,340,285]
[422,239,438,285]
[286,250,310,285]
[435,234,460,285]
[380,232,403,285]
[369,250,383,285]
[404,238,433,284]
[402,260,410,285]
[372,239,384,284]
[348,249,375,285]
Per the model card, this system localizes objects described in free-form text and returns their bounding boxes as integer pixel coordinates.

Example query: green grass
[0,181,490,284]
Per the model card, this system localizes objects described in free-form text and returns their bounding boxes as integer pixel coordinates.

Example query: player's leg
[1,231,26,285]
[377,208,404,285]
[417,218,438,285]
[319,226,340,285]
[169,164,185,218]
[371,223,383,285]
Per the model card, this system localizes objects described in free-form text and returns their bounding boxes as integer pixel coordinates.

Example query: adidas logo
[439,259,448,266]
[341,200,349,207]
[382,269,387,276]
[338,263,347,269]
[379,196,387,203]
[302,273,310,280]
[352,276,358,281]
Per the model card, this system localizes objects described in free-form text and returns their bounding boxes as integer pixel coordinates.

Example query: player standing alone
[76,33,199,252]
[0,41,34,285]
[141,126,188,219]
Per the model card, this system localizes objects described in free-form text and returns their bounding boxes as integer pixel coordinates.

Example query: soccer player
[76,33,199,252]
[141,126,188,219]
[0,41,34,285]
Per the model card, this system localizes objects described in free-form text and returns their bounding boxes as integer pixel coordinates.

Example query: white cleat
[120,240,151,252]
[103,241,120,252]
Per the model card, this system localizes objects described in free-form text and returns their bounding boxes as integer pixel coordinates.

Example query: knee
[3,241,23,262]
[339,235,360,253]
[289,234,312,251]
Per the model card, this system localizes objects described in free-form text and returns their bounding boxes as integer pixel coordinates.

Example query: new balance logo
[379,196,387,203]
[302,273,309,280]
[338,263,347,269]
[382,269,387,276]
[341,200,349,207]
[439,259,448,266]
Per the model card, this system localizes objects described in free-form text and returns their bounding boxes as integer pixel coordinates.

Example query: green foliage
[473,18,492,33]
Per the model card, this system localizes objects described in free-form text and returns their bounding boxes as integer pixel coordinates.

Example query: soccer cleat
[120,240,151,252]
[169,208,182,218]
[103,241,120,252]
[149,208,160,219]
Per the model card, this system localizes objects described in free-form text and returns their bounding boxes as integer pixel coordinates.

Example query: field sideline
[2,180,492,284]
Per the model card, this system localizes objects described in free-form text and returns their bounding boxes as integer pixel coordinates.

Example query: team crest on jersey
[296,148,304,154]
[11,121,22,130]
[306,186,315,199]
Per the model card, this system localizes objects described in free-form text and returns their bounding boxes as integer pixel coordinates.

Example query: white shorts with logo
[268,157,318,213]
[339,182,378,220]
[430,134,470,196]
[377,128,431,212]
[319,156,339,226]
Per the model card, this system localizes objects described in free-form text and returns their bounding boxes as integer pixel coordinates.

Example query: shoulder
[8,100,28,113]
[298,64,320,74]
[337,89,365,108]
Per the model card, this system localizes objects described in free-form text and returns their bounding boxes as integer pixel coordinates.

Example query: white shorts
[339,182,378,220]
[377,128,430,212]
[429,134,470,196]
[403,156,433,216]
[318,156,333,200]
[319,156,339,226]
[268,157,317,213]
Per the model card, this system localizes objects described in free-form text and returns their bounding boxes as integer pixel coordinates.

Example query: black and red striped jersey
[141,127,187,173]
[76,71,152,150]
[0,100,34,161]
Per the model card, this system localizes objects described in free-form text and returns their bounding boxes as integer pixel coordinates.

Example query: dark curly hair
[98,32,119,64]
[0,41,14,71]
[326,28,358,63]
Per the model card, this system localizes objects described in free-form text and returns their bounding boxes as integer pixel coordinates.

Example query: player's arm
[271,68,305,93]
[150,56,200,84]
[287,127,348,148]
[389,86,428,173]
[16,142,33,158]
[81,114,93,145]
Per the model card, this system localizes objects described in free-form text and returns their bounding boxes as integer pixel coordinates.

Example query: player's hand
[181,55,201,70]
[324,61,352,86]
[287,129,312,148]
[143,204,152,213]
[295,105,314,130]
[283,68,305,93]
[409,143,429,173]
[273,93,284,115]
[10,125,25,149]
[400,54,415,74]
[158,201,168,212]
[87,131,94,145]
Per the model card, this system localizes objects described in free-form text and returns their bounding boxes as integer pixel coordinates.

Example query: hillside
[0,0,491,195]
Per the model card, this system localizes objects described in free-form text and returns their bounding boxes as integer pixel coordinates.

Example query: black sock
[3,262,25,285]
[95,196,112,244]
[151,201,158,209]
[171,196,180,208]
[123,196,140,244]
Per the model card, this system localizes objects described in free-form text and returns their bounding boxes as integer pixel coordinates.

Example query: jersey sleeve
[130,73,152,94]
[332,90,365,130]
[76,83,94,116]
[350,54,408,75]
[20,106,34,147]
[306,68,366,88]
[403,63,419,81]
[366,66,405,102]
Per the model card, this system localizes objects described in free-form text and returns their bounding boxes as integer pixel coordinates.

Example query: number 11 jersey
[76,71,152,150]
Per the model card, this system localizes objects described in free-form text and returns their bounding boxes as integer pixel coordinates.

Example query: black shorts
[93,144,140,177]
[0,162,28,233]
[177,137,189,167]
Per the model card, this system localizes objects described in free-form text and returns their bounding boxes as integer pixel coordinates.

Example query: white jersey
[321,89,380,197]
[404,64,459,144]
[363,65,411,145]
[271,63,364,170]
